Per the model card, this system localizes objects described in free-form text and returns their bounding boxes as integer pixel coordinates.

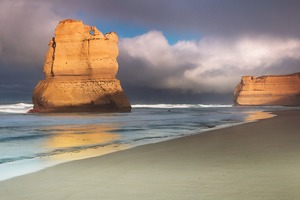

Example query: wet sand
[1,110,300,200]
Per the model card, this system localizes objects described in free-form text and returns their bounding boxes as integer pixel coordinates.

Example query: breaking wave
[0,103,233,113]
[132,104,233,108]
[0,103,33,114]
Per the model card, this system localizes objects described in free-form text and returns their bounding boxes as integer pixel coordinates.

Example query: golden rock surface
[32,19,131,112]
[234,72,300,106]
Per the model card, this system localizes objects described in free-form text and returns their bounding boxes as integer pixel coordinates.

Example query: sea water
[0,102,288,180]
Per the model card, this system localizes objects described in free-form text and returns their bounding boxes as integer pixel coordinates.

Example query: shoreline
[1,109,299,199]
[0,109,275,181]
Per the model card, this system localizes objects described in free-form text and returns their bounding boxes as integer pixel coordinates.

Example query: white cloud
[119,31,300,93]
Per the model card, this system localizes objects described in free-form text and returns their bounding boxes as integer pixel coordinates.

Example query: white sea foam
[132,104,233,108]
[0,103,233,113]
[0,103,33,113]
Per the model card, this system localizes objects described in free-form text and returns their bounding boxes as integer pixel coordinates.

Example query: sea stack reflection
[31,19,131,112]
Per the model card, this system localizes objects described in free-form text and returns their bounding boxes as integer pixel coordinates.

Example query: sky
[0,0,300,103]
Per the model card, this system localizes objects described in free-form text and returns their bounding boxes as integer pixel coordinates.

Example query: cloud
[54,0,300,37]
[0,0,60,67]
[119,31,300,93]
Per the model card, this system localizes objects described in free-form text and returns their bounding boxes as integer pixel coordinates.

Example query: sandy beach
[0,109,299,200]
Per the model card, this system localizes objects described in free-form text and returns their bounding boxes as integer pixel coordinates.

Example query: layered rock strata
[234,72,300,106]
[31,19,131,112]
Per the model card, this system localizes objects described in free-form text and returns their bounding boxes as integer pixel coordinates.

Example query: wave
[0,103,33,114]
[0,141,120,164]
[0,133,50,143]
[132,104,233,108]
[0,103,232,113]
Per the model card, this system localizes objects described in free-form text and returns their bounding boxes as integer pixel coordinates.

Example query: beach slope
[1,110,300,200]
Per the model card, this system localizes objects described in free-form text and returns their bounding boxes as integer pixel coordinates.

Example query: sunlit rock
[31,19,131,112]
[234,72,300,106]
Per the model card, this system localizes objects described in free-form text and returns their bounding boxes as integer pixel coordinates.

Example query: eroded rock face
[32,19,131,112]
[234,73,300,106]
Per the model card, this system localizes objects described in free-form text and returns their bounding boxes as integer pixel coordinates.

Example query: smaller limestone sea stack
[31,19,131,112]
[234,72,300,106]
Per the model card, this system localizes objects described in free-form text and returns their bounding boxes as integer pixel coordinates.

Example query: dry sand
[1,110,300,200]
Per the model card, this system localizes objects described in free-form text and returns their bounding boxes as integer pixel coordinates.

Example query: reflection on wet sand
[245,111,276,122]
[46,124,119,148]
[43,123,128,162]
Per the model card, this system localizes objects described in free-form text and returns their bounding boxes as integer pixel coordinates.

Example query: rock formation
[31,19,131,112]
[234,72,300,106]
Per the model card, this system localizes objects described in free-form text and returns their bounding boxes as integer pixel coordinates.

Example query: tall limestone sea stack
[234,72,300,106]
[31,19,131,112]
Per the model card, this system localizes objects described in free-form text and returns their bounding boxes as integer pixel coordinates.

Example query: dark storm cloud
[54,0,300,37]
[0,1,59,64]
[0,0,61,101]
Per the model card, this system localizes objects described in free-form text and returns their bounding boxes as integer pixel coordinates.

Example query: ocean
[0,102,288,181]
